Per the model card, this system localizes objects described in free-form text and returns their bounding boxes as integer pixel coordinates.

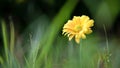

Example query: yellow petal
[75,34,81,43]
[85,20,94,28]
[81,34,86,39]
[69,34,74,41]
[73,16,81,24]
[75,38,80,44]
[63,20,73,28]
[80,15,90,24]
[86,29,92,34]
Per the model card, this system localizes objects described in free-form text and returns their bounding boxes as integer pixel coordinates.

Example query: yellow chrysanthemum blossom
[62,15,94,44]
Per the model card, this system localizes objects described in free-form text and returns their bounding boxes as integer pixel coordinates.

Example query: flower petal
[85,20,94,28]
[80,15,90,24]
[69,34,74,41]
[81,34,86,39]
[75,34,81,43]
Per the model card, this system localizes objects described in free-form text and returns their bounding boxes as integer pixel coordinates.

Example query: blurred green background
[0,0,120,68]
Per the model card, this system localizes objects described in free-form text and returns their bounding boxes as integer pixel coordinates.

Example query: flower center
[75,25,82,32]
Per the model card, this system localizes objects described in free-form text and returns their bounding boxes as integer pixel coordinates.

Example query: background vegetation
[0,0,120,68]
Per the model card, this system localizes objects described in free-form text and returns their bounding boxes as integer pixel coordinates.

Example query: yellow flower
[62,15,94,44]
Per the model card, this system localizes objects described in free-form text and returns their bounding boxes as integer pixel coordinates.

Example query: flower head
[62,15,94,44]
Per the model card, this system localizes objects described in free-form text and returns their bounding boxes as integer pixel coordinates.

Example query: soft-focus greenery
[0,0,120,68]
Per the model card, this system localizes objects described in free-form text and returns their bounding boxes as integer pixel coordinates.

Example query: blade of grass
[9,17,15,68]
[103,24,109,53]
[0,56,4,65]
[103,24,111,68]
[24,56,31,68]
[10,17,15,55]
[1,20,9,64]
